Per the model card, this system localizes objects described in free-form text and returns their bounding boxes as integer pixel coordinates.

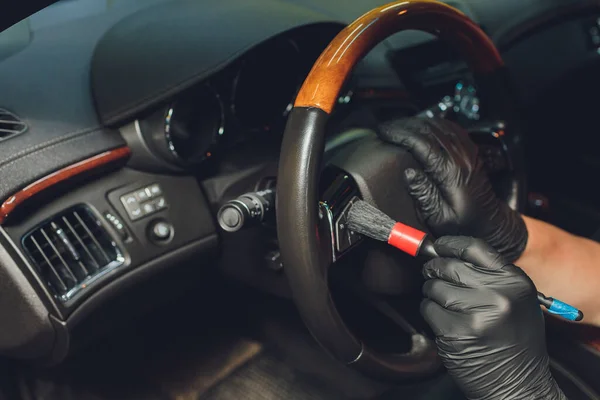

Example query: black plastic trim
[353,335,440,381]
[46,314,69,366]
[0,228,55,359]
[119,120,184,174]
[549,358,600,400]
[548,333,600,397]
[66,234,217,329]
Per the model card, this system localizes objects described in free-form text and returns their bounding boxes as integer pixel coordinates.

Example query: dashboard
[128,27,341,171]
[0,0,599,365]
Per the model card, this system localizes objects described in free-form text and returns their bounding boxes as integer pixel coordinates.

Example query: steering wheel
[277,0,525,381]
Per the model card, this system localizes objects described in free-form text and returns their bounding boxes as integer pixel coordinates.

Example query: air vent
[22,205,125,302]
[0,108,27,140]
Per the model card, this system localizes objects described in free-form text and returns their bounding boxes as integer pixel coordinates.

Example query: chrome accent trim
[230,199,252,217]
[333,196,363,255]
[243,194,265,222]
[133,119,154,155]
[347,342,365,365]
[164,105,179,159]
[39,227,77,282]
[507,179,519,211]
[58,256,126,302]
[163,84,225,164]
[318,202,337,263]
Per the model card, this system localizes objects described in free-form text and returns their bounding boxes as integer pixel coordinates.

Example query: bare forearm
[516,216,600,326]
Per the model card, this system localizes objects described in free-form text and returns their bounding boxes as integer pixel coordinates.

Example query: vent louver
[22,205,125,302]
[0,108,27,140]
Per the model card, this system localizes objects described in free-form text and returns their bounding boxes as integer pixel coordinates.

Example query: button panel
[104,212,130,241]
[120,183,168,221]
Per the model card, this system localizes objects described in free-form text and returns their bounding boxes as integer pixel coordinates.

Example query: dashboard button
[154,197,167,210]
[136,190,149,201]
[130,208,142,219]
[148,184,162,197]
[142,203,156,214]
[119,185,168,221]
[149,221,173,242]
[220,207,242,230]
[124,195,137,205]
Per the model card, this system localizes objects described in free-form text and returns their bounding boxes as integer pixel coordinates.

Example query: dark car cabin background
[0,0,600,400]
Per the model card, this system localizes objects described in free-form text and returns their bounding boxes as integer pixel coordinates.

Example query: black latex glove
[379,117,527,262]
[421,236,566,400]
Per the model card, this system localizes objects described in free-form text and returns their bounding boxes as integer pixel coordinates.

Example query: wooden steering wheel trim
[294,0,502,114]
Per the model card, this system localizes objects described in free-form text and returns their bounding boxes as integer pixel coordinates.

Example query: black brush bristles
[347,200,396,242]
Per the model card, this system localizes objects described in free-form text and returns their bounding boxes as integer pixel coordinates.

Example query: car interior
[1,0,600,399]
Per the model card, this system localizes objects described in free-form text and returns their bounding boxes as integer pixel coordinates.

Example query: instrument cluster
[137,36,309,169]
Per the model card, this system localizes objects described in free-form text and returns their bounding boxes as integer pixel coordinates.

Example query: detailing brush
[347,199,438,258]
[346,200,584,322]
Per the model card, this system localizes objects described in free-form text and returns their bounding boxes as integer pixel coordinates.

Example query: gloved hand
[421,236,566,400]
[379,117,527,262]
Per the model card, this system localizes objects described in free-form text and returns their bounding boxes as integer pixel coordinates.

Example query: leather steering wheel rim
[277,0,522,381]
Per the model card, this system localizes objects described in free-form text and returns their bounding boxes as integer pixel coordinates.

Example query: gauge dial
[164,85,223,165]
[232,39,302,132]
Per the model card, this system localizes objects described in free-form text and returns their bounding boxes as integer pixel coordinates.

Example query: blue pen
[537,292,583,322]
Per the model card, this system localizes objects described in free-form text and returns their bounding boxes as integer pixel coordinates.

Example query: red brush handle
[387,222,428,257]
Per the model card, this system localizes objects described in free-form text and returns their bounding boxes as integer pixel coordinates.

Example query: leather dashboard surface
[0,1,152,204]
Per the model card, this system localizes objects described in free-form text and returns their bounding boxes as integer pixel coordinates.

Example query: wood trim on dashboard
[294,0,503,114]
[0,147,131,224]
